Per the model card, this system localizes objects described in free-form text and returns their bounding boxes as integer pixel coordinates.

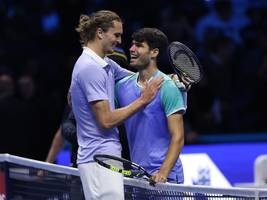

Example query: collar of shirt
[136,70,160,88]
[82,47,109,68]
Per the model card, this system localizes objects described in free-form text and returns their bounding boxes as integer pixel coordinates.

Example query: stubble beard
[130,58,150,71]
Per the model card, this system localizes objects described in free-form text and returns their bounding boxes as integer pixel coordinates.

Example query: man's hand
[140,76,164,105]
[150,171,168,183]
[170,74,192,91]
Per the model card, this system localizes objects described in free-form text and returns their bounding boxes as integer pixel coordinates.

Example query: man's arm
[61,109,77,144]
[38,127,64,177]
[45,127,64,163]
[91,77,163,129]
[151,113,184,183]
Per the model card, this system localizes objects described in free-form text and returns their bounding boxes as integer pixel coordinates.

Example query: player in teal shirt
[116,28,186,183]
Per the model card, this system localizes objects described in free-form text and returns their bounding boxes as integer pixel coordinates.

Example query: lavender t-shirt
[70,47,129,164]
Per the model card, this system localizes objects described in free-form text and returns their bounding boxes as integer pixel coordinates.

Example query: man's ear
[96,28,104,39]
[151,48,159,59]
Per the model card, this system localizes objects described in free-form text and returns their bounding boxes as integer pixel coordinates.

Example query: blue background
[57,142,267,185]
[182,142,267,185]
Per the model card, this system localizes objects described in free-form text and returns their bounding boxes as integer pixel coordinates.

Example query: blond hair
[75,10,122,46]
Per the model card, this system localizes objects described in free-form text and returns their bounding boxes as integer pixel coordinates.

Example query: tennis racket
[93,154,154,184]
[168,41,203,85]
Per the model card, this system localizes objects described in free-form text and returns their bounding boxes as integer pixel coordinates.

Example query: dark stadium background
[1,0,267,185]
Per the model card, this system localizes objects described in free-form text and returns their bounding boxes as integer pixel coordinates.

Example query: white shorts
[78,162,124,200]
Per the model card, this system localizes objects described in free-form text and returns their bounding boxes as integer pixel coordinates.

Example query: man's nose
[129,45,136,52]
[117,37,121,44]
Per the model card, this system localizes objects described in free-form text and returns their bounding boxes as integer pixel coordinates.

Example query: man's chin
[129,63,144,70]
[129,62,137,68]
[106,49,114,54]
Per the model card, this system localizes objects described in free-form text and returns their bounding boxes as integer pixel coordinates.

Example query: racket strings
[99,158,124,169]
[94,154,151,179]
[169,44,202,83]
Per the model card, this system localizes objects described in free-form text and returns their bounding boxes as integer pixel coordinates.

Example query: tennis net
[1,154,267,200]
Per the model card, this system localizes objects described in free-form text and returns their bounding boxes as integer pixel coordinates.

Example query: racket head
[93,154,151,179]
[168,41,203,84]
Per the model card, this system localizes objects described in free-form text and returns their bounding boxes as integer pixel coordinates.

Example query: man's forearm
[159,139,184,177]
[159,114,184,179]
[92,76,163,129]
[92,98,145,129]
[45,128,64,163]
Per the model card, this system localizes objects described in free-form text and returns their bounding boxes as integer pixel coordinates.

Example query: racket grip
[149,179,156,186]
[174,79,186,91]
[175,78,191,92]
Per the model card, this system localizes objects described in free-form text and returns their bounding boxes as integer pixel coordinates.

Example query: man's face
[129,40,151,70]
[102,20,123,54]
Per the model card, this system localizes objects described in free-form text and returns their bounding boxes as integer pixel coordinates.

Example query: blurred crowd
[1,0,267,161]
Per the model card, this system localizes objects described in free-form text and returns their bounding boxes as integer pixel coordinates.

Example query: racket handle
[175,79,191,92]
[149,179,156,186]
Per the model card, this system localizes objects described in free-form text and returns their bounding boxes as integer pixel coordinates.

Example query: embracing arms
[91,77,163,129]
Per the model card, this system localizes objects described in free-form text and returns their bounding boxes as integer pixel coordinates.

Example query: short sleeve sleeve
[79,66,109,102]
[160,80,187,116]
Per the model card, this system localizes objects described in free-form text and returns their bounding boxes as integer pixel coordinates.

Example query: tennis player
[43,48,130,168]
[70,11,163,200]
[116,28,186,184]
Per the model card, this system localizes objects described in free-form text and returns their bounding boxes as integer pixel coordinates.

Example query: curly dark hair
[131,28,169,56]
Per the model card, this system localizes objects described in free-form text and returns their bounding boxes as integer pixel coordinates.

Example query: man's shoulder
[115,74,136,90]
[156,71,175,86]
[105,57,117,66]
[157,72,180,95]
[74,54,102,72]
[78,52,98,65]
[118,73,136,83]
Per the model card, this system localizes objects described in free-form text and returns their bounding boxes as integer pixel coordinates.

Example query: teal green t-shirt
[115,70,186,182]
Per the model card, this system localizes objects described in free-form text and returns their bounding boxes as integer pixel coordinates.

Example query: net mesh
[1,154,267,200]
[4,163,83,200]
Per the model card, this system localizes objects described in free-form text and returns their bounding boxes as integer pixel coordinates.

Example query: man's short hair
[131,28,169,56]
[76,10,121,46]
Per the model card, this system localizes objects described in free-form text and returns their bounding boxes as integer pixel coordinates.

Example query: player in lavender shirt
[70,10,163,200]
[72,47,129,165]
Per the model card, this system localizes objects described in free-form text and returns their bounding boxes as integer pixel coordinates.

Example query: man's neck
[138,63,158,84]
[86,42,105,58]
